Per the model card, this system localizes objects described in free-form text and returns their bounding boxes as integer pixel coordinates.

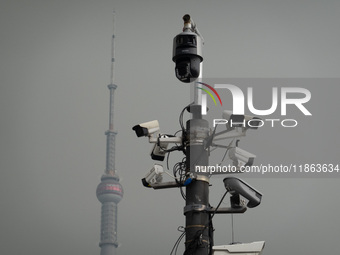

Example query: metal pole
[182,15,210,255]
[185,111,210,255]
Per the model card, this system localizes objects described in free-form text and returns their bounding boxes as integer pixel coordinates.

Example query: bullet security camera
[142,164,164,188]
[229,147,256,167]
[223,177,262,208]
[150,135,169,161]
[132,120,160,137]
[172,31,203,83]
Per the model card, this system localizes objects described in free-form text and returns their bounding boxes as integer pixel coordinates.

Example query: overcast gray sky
[1,1,340,255]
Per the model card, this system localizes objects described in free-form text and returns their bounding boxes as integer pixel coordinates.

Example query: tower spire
[96,10,123,255]
[106,10,117,176]
[110,11,116,86]
[109,11,116,132]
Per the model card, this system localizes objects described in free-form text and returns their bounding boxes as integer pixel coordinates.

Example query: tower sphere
[96,175,123,204]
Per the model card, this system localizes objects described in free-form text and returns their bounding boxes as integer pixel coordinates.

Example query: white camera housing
[132,120,160,137]
[151,136,169,161]
[142,164,164,187]
[213,241,265,255]
[229,147,256,167]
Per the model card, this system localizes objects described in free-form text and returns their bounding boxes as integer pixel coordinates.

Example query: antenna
[110,11,116,85]
[109,11,116,133]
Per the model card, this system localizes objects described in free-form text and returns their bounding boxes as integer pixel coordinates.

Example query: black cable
[174,129,182,136]
[179,185,186,200]
[175,232,186,255]
[179,103,193,154]
[208,212,214,255]
[170,227,186,255]
[210,190,228,220]
[173,158,187,200]
[180,158,187,200]
[204,124,218,149]
[179,104,191,132]
[219,147,231,165]
[217,139,235,170]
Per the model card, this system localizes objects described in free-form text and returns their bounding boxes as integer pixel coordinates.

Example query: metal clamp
[195,174,210,183]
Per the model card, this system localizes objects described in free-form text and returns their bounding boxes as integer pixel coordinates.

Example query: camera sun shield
[223,177,262,208]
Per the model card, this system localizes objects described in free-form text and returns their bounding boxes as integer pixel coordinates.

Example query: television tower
[96,11,123,255]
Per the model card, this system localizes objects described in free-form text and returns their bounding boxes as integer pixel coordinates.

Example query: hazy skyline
[1,1,340,255]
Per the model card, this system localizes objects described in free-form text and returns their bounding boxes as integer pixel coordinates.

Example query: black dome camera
[172,19,203,83]
[172,32,203,83]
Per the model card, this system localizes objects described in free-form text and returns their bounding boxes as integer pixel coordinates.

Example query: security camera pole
[173,15,211,255]
[133,14,262,255]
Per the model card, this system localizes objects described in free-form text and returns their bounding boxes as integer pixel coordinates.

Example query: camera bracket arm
[148,136,183,144]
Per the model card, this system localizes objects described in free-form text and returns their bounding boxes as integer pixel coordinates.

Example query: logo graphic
[196,82,222,115]
[196,82,312,128]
